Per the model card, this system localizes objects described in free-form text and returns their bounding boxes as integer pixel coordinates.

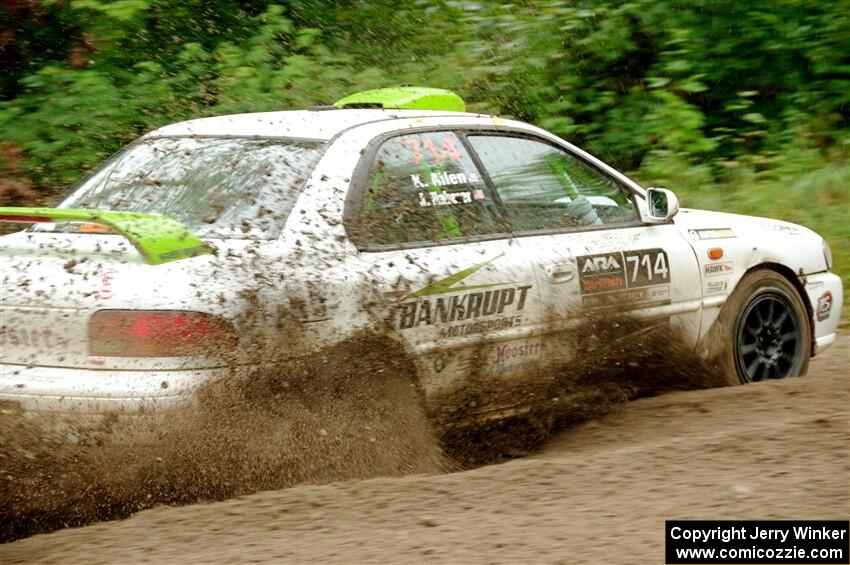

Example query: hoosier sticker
[490,340,543,375]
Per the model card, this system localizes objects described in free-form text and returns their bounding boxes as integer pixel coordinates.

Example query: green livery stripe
[0,207,212,265]
[409,253,512,297]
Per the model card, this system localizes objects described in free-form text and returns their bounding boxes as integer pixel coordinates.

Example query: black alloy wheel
[734,291,804,382]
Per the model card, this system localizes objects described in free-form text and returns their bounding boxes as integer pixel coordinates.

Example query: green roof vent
[333,87,466,112]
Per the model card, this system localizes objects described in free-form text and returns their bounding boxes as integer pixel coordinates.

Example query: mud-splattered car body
[0,88,843,430]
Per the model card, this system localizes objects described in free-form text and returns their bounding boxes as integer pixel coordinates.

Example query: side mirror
[644,187,680,223]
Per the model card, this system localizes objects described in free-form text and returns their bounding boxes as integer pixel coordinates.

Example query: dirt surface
[3,334,848,564]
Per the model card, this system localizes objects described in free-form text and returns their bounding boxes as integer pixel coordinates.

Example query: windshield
[40,137,323,240]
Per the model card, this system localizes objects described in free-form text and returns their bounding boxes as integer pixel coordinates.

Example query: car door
[463,132,703,368]
[344,128,548,423]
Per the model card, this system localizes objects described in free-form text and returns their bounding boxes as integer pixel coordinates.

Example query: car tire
[710,269,811,385]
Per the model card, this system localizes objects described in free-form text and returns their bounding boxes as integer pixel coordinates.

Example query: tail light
[89,310,237,357]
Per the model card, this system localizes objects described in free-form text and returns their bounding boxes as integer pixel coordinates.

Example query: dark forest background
[1,0,847,288]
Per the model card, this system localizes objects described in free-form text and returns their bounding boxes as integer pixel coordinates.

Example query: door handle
[544,262,576,284]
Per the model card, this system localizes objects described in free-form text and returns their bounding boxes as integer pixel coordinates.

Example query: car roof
[144,109,482,142]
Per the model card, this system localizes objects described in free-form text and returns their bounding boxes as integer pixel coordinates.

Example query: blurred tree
[0,1,86,100]
[0,0,847,287]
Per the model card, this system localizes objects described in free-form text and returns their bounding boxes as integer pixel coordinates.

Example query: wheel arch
[738,262,815,355]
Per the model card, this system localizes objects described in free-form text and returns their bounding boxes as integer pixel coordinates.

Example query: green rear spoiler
[0,207,212,265]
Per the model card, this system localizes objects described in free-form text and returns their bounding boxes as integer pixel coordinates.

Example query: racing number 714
[401,136,463,165]
[625,249,669,285]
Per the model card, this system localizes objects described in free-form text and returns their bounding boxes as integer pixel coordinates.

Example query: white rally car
[0,87,843,430]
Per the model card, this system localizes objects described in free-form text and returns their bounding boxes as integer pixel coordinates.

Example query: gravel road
[4,333,847,564]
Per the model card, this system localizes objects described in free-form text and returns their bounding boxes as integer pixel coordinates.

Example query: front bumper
[803,271,843,355]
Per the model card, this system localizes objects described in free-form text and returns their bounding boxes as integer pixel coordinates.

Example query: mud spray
[441,314,728,464]
[1,318,725,543]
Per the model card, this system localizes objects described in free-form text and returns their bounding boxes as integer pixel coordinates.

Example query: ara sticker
[689,228,736,240]
[816,291,833,321]
[578,248,670,294]
[577,248,671,309]
[704,262,734,276]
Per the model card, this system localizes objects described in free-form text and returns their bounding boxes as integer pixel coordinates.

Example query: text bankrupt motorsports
[398,285,532,330]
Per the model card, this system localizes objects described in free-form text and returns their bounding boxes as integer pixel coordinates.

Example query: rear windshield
[39,137,323,240]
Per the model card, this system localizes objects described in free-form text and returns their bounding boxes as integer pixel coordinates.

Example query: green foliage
[1,0,848,301]
[0,3,390,188]
[633,142,850,305]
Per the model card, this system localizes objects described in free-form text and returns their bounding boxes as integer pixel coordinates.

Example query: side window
[467,135,638,232]
[360,131,506,246]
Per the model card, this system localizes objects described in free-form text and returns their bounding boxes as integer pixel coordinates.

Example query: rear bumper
[803,272,843,355]
[0,363,229,415]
